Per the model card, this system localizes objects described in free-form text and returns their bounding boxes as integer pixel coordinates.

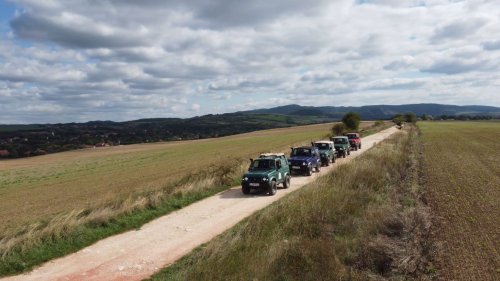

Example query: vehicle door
[276,159,284,183]
[312,148,319,167]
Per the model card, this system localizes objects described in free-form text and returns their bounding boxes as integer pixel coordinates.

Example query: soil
[2,127,397,281]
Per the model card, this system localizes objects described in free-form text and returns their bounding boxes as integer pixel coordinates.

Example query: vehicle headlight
[263,177,269,181]
[243,177,248,181]
[302,162,306,166]
[340,148,343,150]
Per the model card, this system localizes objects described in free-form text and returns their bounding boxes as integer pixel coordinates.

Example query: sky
[1,0,500,124]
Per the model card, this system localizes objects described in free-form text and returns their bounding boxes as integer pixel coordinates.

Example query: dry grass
[1,123,383,275]
[0,123,351,230]
[149,125,435,281]
[420,121,500,280]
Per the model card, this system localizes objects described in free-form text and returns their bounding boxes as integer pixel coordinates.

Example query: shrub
[392,113,405,126]
[405,112,417,124]
[341,112,361,130]
[332,123,347,136]
[374,120,385,127]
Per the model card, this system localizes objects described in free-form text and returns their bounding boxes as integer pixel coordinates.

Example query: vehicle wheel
[316,164,321,172]
[306,165,313,176]
[242,186,250,194]
[359,143,362,149]
[268,180,277,196]
[347,149,351,156]
[343,151,347,158]
[283,175,290,189]
[355,145,358,151]
[325,158,330,166]
[332,155,336,163]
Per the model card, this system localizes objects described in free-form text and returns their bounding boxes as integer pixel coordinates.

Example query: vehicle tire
[268,180,277,196]
[283,175,290,189]
[306,165,313,176]
[332,155,336,163]
[325,158,330,166]
[347,149,351,156]
[355,144,358,151]
[343,151,347,158]
[359,143,362,149]
[316,164,321,172]
[242,185,250,194]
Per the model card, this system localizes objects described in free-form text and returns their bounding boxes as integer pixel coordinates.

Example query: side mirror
[290,147,293,150]
[311,142,314,146]
[249,158,253,163]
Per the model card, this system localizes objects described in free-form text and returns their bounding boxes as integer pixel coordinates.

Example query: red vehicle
[344,133,362,151]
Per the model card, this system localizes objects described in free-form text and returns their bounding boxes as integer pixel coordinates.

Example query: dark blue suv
[288,146,321,176]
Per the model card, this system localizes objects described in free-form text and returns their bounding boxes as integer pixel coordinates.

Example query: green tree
[392,113,404,126]
[332,123,347,136]
[86,140,94,145]
[341,112,361,130]
[422,113,428,120]
[405,111,417,124]
[10,149,18,158]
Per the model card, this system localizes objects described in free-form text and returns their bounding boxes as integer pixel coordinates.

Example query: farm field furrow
[420,121,500,280]
[0,123,367,230]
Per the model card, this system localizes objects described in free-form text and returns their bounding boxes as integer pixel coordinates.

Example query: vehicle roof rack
[260,153,285,158]
[313,140,333,144]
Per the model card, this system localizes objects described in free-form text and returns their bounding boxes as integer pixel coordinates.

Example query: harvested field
[0,123,354,230]
[420,121,500,280]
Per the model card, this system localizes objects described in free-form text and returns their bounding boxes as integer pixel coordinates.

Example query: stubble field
[420,121,500,280]
[0,123,354,230]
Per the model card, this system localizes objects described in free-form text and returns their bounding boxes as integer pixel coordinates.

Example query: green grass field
[250,114,288,123]
[419,121,500,280]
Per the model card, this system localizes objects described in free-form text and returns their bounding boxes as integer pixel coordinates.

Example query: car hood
[318,149,331,154]
[244,170,272,177]
[334,143,347,148]
[288,156,312,162]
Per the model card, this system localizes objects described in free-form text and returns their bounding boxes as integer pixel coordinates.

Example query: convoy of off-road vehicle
[242,133,362,195]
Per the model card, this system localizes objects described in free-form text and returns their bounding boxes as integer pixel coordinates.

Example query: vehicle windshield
[346,134,359,139]
[292,148,311,156]
[251,159,275,169]
[314,143,329,149]
[333,138,346,144]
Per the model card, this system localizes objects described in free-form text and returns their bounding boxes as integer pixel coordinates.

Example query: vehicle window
[252,160,275,169]
[334,138,345,144]
[315,143,328,149]
[347,135,358,139]
[292,148,311,156]
[276,160,282,169]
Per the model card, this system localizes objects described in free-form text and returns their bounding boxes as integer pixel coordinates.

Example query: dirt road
[3,127,398,281]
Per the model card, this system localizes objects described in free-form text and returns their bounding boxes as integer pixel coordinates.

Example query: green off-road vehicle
[331,136,351,158]
[312,141,336,166]
[242,153,291,196]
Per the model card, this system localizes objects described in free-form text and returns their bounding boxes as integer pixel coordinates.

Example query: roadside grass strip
[149,126,436,281]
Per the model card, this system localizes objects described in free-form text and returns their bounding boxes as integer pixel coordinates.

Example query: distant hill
[239,103,500,120]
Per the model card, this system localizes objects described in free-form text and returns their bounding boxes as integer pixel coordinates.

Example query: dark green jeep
[331,136,351,158]
[242,153,291,196]
[312,141,336,166]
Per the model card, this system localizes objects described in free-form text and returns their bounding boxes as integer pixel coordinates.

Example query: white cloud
[0,0,499,123]
[190,103,200,111]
